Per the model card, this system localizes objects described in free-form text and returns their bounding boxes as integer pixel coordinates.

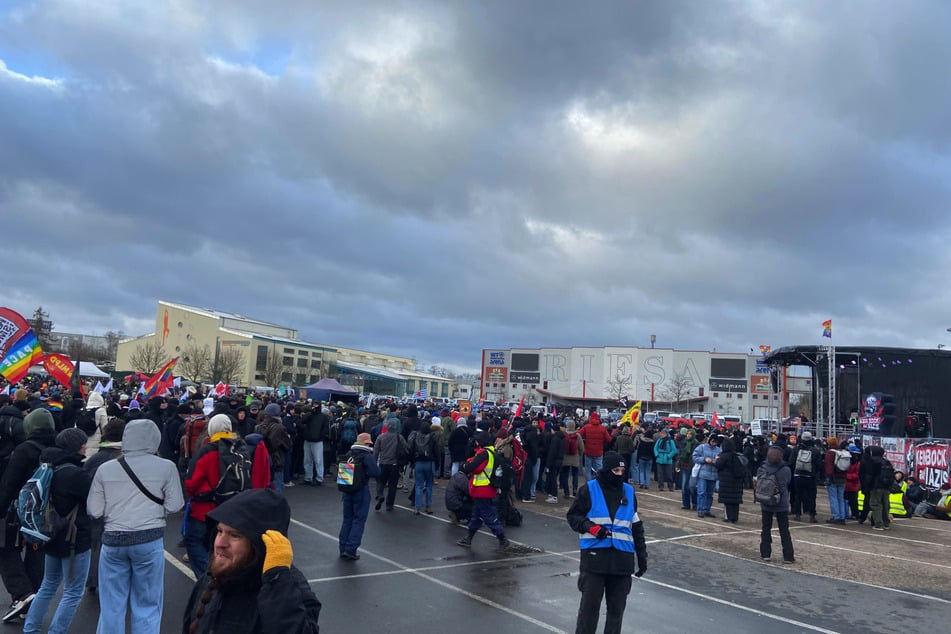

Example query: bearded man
[182,489,321,633]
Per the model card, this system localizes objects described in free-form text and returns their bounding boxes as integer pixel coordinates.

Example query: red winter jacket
[845,462,861,493]
[185,442,222,522]
[577,421,613,457]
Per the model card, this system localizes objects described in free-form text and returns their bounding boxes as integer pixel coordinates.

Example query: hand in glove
[588,525,610,540]
[262,529,293,573]
[635,557,648,578]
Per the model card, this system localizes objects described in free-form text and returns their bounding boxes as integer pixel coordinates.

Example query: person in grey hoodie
[372,418,408,511]
[756,446,794,564]
[87,419,184,634]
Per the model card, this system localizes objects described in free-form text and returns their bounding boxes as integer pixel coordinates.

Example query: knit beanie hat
[602,451,624,472]
[263,403,282,418]
[23,409,55,436]
[208,414,232,437]
[56,428,88,454]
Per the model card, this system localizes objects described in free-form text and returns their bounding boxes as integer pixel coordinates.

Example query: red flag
[711,411,720,429]
[214,381,228,397]
[142,357,179,399]
[514,397,524,418]
[43,354,77,392]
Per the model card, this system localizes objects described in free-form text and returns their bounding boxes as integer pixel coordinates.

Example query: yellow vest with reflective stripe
[471,447,495,489]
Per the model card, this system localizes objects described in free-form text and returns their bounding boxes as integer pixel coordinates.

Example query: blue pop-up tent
[298,378,359,403]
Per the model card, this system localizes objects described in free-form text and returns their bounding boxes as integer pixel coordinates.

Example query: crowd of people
[0,374,948,633]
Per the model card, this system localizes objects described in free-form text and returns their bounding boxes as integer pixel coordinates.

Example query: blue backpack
[17,462,78,545]
[340,419,359,447]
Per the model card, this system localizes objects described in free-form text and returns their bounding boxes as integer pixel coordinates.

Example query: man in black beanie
[567,451,648,634]
[182,488,321,633]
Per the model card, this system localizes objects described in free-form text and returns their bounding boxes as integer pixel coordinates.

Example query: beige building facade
[116,301,456,396]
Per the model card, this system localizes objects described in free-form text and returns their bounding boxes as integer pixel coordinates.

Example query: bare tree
[179,344,214,383]
[30,307,55,350]
[129,341,170,374]
[217,347,245,386]
[658,371,695,412]
[103,330,125,361]
[604,371,633,403]
[261,348,284,388]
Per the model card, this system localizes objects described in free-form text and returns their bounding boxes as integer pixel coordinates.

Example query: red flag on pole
[711,411,720,430]
[142,357,179,399]
[514,397,525,418]
[214,381,228,397]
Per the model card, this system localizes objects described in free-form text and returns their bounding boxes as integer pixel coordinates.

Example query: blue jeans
[183,516,210,578]
[414,461,435,509]
[584,455,603,481]
[697,477,717,514]
[23,550,90,634]
[304,440,324,482]
[451,461,462,476]
[271,472,284,494]
[637,459,653,487]
[283,447,294,484]
[827,483,847,520]
[681,468,698,509]
[339,487,370,556]
[97,538,165,634]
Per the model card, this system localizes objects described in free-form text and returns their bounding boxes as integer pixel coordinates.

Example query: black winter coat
[0,405,25,466]
[448,426,472,463]
[0,427,57,511]
[715,451,746,505]
[183,565,321,633]
[40,447,93,557]
[520,426,540,462]
[567,474,647,576]
[300,411,330,443]
[545,430,566,468]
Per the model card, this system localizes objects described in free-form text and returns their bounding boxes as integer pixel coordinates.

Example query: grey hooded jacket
[87,419,184,535]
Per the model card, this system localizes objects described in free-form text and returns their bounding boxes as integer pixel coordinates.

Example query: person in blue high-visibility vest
[567,451,648,634]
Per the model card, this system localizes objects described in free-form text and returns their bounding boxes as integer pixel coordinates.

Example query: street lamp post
[650,334,656,349]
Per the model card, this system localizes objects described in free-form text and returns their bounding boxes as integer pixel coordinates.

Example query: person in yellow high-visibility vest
[889,473,910,518]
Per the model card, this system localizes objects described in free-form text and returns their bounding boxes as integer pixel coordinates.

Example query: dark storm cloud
[2,1,951,371]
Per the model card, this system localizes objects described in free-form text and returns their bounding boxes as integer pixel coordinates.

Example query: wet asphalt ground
[16,476,951,633]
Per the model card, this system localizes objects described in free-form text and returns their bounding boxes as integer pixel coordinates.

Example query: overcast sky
[3,1,951,373]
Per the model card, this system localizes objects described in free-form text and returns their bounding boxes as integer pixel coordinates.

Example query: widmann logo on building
[486,367,508,382]
[510,372,540,384]
[709,378,748,392]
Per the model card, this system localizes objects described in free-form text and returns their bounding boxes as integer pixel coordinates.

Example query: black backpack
[412,431,434,461]
[207,438,251,505]
[488,448,515,490]
[74,409,97,436]
[877,460,896,490]
[337,449,366,493]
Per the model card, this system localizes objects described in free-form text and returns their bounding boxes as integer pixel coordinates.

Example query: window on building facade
[713,393,719,398]
[281,372,292,381]
[296,358,307,368]
[298,350,308,356]
[283,357,293,366]
[309,375,319,383]
[255,373,264,381]
[255,346,268,372]
[296,373,307,384]
[284,348,294,354]
[726,393,732,398]
[310,360,320,369]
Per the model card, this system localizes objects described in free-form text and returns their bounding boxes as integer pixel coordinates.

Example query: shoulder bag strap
[117,456,165,506]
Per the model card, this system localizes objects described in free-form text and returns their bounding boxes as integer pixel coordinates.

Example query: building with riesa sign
[481,347,789,421]
[115,300,455,398]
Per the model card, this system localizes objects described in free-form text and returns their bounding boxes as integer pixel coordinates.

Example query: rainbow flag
[0,330,43,385]
[47,399,63,412]
[142,357,179,399]
[822,319,832,338]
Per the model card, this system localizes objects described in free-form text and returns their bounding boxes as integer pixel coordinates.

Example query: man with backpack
[824,438,851,525]
[653,429,679,492]
[755,446,795,564]
[0,408,58,622]
[337,433,380,560]
[456,431,513,551]
[21,428,91,634]
[790,432,823,522]
[256,404,292,494]
[861,445,895,531]
[183,414,253,578]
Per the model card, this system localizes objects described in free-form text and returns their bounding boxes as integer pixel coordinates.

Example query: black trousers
[791,476,817,516]
[576,571,632,634]
[724,503,739,522]
[378,464,400,509]
[760,511,794,561]
[0,518,43,601]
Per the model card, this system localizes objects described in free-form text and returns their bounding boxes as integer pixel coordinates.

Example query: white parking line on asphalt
[791,538,951,570]
[164,550,196,582]
[289,518,569,634]
[307,551,562,583]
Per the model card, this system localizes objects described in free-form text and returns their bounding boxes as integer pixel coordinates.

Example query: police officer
[567,451,647,634]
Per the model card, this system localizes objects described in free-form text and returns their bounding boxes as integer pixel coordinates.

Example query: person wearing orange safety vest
[567,451,648,634]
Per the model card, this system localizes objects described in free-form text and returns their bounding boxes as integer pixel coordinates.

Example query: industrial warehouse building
[116,301,455,397]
